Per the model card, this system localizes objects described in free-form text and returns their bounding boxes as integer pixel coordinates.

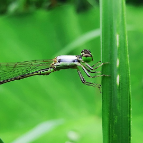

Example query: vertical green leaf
[100,0,131,143]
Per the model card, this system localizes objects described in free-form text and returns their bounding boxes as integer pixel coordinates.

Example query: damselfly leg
[84,61,109,71]
[76,60,109,92]
[77,68,102,92]
[80,64,101,74]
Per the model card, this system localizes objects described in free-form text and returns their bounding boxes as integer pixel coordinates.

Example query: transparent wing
[0,59,54,83]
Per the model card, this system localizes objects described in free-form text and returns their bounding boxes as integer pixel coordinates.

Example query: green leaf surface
[100,0,131,143]
[0,5,102,143]
[0,3,143,143]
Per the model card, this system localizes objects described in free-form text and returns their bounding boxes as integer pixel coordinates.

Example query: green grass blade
[100,0,131,143]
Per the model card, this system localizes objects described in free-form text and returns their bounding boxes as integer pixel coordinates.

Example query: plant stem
[100,0,131,143]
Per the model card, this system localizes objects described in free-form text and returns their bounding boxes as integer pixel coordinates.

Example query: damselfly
[0,49,108,90]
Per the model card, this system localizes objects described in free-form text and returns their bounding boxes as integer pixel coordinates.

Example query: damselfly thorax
[53,55,81,70]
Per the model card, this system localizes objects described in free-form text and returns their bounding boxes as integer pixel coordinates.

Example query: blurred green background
[0,0,143,143]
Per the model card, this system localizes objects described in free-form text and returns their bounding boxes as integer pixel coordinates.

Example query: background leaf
[0,2,143,143]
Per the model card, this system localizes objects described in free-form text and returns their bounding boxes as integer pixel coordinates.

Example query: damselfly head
[81,49,93,63]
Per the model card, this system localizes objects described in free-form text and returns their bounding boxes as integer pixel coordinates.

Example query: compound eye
[82,56,93,63]
[81,49,93,63]
[81,49,91,56]
[81,50,85,56]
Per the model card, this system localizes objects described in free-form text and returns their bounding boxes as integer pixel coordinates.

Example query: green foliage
[0,138,4,143]
[100,0,131,142]
[0,3,143,143]
[126,0,143,5]
[0,0,98,15]
[0,5,102,143]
